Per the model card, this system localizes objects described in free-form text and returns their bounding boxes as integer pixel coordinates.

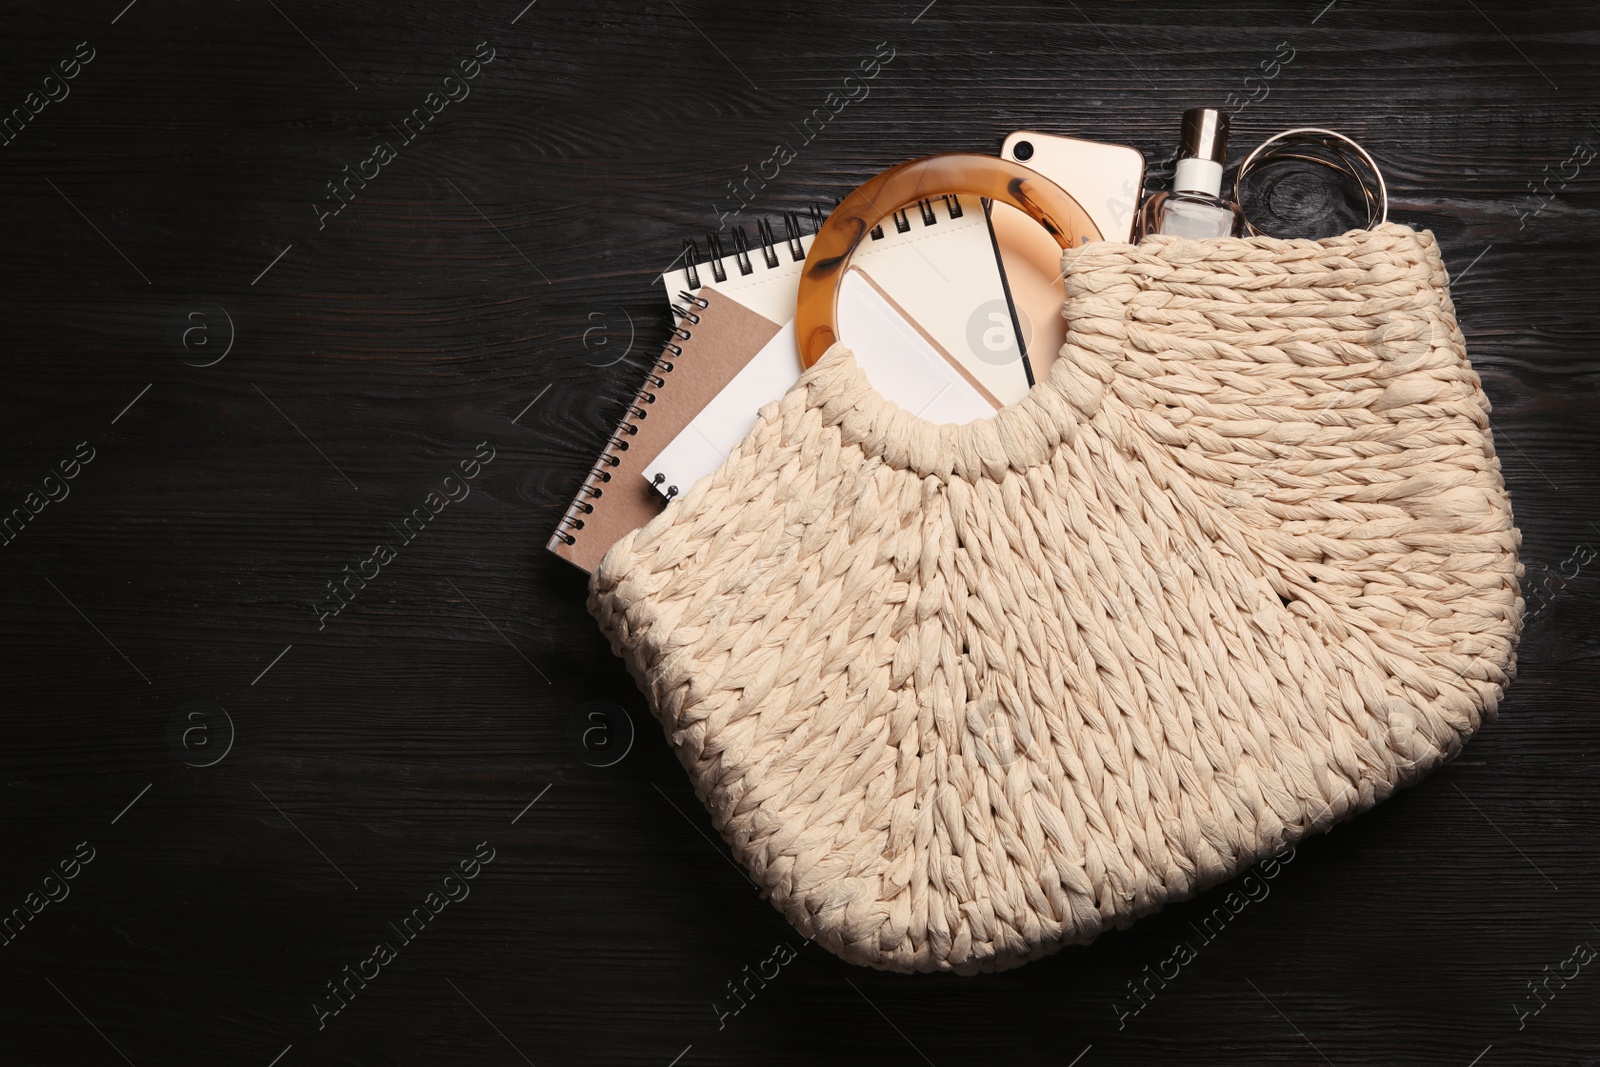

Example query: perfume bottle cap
[1181,107,1229,164]
[1174,107,1230,197]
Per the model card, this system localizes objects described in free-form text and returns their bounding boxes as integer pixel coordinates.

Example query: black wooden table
[3,2,1597,1064]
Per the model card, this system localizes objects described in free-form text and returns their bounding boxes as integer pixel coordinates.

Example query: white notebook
[661,196,1030,405]
[644,269,999,499]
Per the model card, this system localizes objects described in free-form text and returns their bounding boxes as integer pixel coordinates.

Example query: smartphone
[991,131,1146,381]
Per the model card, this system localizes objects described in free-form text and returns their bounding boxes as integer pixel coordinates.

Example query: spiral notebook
[548,198,1024,572]
[546,288,779,573]
[660,197,1030,403]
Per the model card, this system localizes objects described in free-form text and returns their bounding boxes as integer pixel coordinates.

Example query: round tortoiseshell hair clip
[793,153,1103,370]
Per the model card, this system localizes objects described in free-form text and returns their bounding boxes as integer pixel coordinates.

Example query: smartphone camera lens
[1012,140,1034,161]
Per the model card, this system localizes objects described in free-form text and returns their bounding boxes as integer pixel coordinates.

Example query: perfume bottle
[1138,108,1244,239]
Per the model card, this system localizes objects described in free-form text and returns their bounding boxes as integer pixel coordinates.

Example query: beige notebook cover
[546,289,780,573]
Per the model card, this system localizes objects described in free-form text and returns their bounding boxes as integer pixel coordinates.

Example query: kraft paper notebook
[546,289,779,572]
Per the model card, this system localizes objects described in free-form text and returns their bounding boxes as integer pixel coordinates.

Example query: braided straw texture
[591,223,1521,974]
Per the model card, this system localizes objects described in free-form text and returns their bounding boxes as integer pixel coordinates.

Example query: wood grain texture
[1,1,1596,1064]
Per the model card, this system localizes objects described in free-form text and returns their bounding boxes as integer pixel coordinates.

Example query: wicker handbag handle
[794,153,1103,369]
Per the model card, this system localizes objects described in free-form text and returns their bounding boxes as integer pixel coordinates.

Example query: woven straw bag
[591,222,1521,973]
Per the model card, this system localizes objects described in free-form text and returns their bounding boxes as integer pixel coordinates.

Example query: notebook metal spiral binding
[675,196,968,294]
[553,290,709,546]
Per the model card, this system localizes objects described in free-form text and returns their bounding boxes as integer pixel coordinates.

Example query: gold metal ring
[1232,127,1388,237]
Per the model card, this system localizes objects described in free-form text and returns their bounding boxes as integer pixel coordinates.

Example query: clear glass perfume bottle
[1137,108,1244,239]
